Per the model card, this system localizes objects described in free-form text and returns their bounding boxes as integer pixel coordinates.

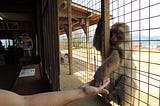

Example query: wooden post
[67,0,73,75]
[82,18,90,79]
[101,0,110,61]
[64,26,73,75]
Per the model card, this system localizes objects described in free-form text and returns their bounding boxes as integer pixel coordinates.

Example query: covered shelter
[0,0,110,93]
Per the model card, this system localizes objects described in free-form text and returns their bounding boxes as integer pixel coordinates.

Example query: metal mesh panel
[59,0,160,105]
[110,0,160,105]
[59,0,101,83]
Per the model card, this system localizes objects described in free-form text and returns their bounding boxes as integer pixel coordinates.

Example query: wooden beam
[64,25,73,75]
[59,17,78,25]
[50,0,60,91]
[67,0,73,75]
[101,0,110,61]
[58,7,89,19]
[57,0,63,8]
[82,18,90,77]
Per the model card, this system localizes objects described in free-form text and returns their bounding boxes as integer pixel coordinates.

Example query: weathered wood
[57,0,63,8]
[101,0,110,61]
[41,0,60,91]
[82,18,90,74]
[58,2,101,35]
[58,7,91,19]
[59,17,78,25]
[49,0,60,90]
[67,0,73,75]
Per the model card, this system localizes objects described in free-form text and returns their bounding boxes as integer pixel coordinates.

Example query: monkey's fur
[93,19,137,106]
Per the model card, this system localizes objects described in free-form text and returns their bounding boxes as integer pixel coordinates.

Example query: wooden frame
[0,22,5,30]
[7,22,19,30]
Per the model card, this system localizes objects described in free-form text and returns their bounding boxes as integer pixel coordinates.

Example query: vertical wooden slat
[67,0,73,75]
[40,0,60,91]
[48,1,52,85]
[82,18,90,74]
[37,0,44,75]
[42,5,48,76]
[101,0,110,60]
[49,0,60,90]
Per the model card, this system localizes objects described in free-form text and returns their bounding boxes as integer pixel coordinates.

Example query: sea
[132,35,160,48]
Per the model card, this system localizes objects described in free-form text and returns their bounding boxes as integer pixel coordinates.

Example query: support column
[82,18,90,77]
[101,0,110,61]
[67,0,73,75]
[64,26,73,75]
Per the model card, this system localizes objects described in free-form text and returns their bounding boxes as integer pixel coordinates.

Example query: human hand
[80,78,110,95]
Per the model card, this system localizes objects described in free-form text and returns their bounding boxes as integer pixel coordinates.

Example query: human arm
[0,78,110,106]
[0,89,24,106]
[24,78,110,106]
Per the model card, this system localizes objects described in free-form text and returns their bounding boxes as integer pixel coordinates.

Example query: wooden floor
[12,64,51,95]
[12,64,107,106]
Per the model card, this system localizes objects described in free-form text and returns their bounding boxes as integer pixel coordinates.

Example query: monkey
[92,19,137,106]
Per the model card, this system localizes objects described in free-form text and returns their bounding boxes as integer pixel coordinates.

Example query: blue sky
[110,0,160,37]
[72,0,160,37]
[60,0,160,47]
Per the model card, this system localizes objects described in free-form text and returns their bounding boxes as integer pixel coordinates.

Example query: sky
[60,0,160,47]
[72,0,160,37]
[110,0,160,37]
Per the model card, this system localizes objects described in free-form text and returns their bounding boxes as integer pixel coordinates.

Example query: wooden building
[0,0,110,94]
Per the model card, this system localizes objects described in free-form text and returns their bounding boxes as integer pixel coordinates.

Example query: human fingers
[99,89,109,94]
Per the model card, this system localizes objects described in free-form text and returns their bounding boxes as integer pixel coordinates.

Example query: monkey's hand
[93,50,121,87]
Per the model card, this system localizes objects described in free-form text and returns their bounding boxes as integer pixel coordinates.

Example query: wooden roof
[0,0,102,35]
[58,0,101,35]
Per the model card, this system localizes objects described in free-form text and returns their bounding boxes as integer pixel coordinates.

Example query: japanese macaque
[92,18,137,106]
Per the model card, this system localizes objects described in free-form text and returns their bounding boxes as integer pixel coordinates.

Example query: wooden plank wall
[39,0,60,91]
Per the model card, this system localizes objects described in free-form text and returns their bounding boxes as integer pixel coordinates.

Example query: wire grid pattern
[110,0,160,105]
[59,0,101,83]
[59,0,160,105]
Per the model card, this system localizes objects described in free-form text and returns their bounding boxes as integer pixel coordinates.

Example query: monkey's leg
[122,77,137,106]
[98,74,125,106]
[93,50,121,86]
[107,75,126,105]
[106,75,137,106]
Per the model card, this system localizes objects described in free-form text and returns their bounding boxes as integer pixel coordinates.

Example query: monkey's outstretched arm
[93,50,121,86]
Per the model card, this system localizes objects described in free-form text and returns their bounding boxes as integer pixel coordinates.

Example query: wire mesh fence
[59,0,102,83]
[59,0,160,105]
[109,0,160,105]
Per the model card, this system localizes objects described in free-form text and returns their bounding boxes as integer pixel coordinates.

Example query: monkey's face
[110,23,131,45]
[110,28,124,45]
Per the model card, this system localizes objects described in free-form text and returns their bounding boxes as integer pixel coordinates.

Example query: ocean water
[132,35,160,48]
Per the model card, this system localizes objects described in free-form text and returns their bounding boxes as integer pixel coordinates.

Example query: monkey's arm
[93,50,121,86]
